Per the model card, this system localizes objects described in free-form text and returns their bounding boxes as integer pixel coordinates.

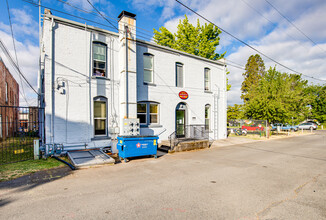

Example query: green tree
[227,104,244,120]
[241,54,265,102]
[154,15,225,60]
[244,67,308,124]
[306,85,326,123]
[153,15,231,90]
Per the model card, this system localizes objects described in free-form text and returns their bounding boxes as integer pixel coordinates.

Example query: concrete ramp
[67,150,115,168]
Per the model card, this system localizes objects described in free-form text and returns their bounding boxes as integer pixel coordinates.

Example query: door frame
[175,102,187,138]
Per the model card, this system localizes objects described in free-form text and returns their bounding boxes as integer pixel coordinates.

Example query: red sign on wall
[179,91,188,100]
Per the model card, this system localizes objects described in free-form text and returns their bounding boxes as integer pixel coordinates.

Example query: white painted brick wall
[42,14,227,152]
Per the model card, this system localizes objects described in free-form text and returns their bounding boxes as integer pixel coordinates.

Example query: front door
[176,109,185,137]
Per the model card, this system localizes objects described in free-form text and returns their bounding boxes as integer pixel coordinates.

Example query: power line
[25,0,324,82]
[5,0,30,105]
[0,39,39,95]
[23,0,118,31]
[240,0,311,52]
[174,0,326,82]
[85,0,119,31]
[264,0,326,54]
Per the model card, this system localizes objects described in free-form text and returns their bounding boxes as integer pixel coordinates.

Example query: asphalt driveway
[1,131,325,219]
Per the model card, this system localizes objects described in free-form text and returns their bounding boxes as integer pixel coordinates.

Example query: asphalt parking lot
[1,131,325,219]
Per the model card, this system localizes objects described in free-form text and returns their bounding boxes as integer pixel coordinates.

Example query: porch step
[157,145,171,153]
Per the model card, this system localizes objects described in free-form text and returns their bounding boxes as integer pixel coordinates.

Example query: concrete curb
[211,132,316,148]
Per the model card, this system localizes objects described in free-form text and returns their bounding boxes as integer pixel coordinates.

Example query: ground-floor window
[94,96,107,136]
[205,104,210,130]
[137,102,159,126]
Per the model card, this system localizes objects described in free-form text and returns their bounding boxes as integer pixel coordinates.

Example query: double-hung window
[93,42,107,77]
[143,53,153,83]
[176,62,184,87]
[137,103,147,124]
[204,68,211,91]
[137,102,159,126]
[94,97,107,136]
[205,104,211,131]
[149,103,159,124]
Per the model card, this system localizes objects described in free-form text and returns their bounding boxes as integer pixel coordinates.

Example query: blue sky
[1,0,326,106]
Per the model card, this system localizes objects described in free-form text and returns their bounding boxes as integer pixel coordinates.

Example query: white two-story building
[40,10,227,152]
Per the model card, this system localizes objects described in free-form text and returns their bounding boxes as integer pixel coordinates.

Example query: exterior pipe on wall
[125,25,129,118]
[50,17,55,144]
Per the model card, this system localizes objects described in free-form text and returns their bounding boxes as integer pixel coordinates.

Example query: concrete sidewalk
[211,131,316,148]
[211,136,262,148]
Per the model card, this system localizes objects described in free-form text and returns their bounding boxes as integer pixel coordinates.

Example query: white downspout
[50,17,54,144]
[125,25,129,118]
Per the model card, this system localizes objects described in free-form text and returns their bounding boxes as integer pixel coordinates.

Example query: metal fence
[228,119,267,136]
[0,106,44,165]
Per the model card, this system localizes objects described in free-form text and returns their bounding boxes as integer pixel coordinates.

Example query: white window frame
[137,102,160,126]
[205,104,211,131]
[149,103,159,125]
[93,96,107,136]
[92,42,107,77]
[204,68,211,91]
[176,62,184,88]
[143,53,154,83]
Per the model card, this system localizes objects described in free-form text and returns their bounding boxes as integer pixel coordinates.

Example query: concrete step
[157,145,171,153]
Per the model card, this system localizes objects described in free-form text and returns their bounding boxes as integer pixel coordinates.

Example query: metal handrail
[168,124,212,151]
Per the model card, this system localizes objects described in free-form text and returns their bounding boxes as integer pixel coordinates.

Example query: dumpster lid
[118,135,158,138]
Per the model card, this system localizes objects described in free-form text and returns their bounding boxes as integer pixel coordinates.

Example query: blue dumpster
[117,136,159,162]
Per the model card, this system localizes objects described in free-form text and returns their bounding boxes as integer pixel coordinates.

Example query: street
[1,131,326,220]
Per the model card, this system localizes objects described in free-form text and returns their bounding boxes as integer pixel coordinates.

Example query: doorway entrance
[176,103,187,138]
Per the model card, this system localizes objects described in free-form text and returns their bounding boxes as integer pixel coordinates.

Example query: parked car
[297,122,317,130]
[271,123,298,131]
[241,124,264,131]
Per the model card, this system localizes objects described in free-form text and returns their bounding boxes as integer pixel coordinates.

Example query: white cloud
[0,30,39,106]
[151,0,326,105]
[11,8,34,25]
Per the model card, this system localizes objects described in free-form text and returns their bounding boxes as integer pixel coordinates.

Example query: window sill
[91,136,111,141]
[140,124,163,128]
[91,76,110,80]
[204,90,213,94]
[143,82,156,86]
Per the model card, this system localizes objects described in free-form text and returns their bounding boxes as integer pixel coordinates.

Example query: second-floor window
[176,62,183,87]
[93,42,107,77]
[143,53,153,83]
[204,68,210,91]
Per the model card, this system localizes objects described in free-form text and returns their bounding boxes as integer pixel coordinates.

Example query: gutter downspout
[50,17,55,144]
[125,25,129,118]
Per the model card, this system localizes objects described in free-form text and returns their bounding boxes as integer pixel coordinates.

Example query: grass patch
[0,158,64,182]
[0,137,38,164]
